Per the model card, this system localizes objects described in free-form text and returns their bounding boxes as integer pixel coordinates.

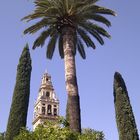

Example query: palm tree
[22,0,116,133]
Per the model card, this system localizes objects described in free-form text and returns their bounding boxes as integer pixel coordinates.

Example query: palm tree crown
[22,0,116,59]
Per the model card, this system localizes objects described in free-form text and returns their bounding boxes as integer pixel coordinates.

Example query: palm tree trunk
[62,27,81,133]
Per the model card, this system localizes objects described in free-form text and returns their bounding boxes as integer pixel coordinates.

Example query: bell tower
[32,71,59,130]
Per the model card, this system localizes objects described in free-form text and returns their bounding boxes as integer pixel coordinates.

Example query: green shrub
[14,117,104,140]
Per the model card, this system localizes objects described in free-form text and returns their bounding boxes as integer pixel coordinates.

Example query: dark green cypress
[113,72,139,140]
[5,44,32,140]
[0,132,5,140]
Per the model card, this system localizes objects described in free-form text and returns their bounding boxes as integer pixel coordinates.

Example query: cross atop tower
[32,71,59,130]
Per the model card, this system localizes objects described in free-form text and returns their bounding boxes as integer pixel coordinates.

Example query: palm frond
[35,1,50,12]
[74,34,77,56]
[79,22,104,45]
[82,14,111,27]
[79,21,111,38]
[44,6,62,16]
[35,0,51,8]
[22,1,61,22]
[66,0,75,15]
[21,12,46,22]
[71,1,86,13]
[89,30,104,45]
[65,0,69,13]
[51,0,65,16]
[67,0,97,15]
[91,5,116,16]
[76,4,116,17]
[58,34,64,58]
[92,24,111,38]
[32,27,54,49]
[23,18,56,34]
[76,3,93,15]
[46,33,58,59]
[82,0,99,5]
[77,37,86,59]
[62,0,74,14]
[77,28,96,49]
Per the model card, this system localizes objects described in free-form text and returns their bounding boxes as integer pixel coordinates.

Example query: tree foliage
[0,133,5,140]
[14,117,104,140]
[22,0,116,59]
[113,72,139,140]
[5,44,32,140]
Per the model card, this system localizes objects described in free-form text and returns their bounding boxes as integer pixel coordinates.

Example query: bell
[48,109,51,113]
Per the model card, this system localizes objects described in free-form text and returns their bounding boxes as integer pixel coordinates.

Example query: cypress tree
[5,44,32,140]
[0,132,5,140]
[113,72,139,140]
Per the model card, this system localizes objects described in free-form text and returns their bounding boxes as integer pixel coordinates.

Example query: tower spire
[45,69,48,74]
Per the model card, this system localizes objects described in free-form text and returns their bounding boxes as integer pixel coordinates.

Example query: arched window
[47,105,52,115]
[46,91,50,97]
[42,107,45,115]
[54,108,57,116]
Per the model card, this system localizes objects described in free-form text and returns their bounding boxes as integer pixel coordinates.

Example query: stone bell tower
[32,71,59,130]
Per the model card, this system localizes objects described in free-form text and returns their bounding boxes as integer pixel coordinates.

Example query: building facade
[32,72,59,130]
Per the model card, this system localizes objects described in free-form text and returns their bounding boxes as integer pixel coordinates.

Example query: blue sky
[0,0,140,140]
